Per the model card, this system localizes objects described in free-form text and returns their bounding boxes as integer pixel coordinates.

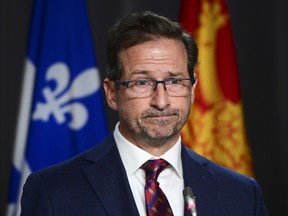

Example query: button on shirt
[114,122,184,216]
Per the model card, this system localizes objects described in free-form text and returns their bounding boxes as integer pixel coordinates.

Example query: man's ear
[191,73,197,103]
[103,78,118,111]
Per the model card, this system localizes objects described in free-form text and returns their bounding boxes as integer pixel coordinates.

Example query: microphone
[183,187,197,216]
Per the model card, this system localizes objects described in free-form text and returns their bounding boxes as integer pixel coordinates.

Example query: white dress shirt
[114,122,184,216]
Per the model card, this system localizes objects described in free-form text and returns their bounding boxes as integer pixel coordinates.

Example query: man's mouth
[142,109,178,118]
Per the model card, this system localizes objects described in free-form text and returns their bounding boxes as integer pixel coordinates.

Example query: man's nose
[150,82,170,110]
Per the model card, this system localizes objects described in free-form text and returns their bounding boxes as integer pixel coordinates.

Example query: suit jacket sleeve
[21,173,53,216]
[252,178,269,216]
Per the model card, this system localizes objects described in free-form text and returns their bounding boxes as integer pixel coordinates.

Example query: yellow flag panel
[180,0,254,176]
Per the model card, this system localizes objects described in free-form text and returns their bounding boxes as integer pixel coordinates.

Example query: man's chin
[142,126,176,140]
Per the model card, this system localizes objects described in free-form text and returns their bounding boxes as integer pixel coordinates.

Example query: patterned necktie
[142,159,174,216]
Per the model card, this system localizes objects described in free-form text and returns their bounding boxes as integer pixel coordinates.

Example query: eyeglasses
[115,77,195,97]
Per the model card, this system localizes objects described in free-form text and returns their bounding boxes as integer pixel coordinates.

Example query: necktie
[142,159,174,216]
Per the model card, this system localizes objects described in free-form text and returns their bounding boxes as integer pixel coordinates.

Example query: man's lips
[145,114,175,118]
[142,111,178,123]
[141,109,178,118]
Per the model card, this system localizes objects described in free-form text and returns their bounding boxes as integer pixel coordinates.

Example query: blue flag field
[7,0,108,215]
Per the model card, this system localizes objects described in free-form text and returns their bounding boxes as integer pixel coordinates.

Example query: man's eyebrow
[128,70,150,78]
[129,70,185,78]
[131,70,149,75]
[167,71,185,76]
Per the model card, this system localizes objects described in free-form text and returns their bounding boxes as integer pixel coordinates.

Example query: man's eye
[167,79,180,84]
[135,80,149,85]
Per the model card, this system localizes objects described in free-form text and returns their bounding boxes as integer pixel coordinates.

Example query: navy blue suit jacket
[21,134,268,215]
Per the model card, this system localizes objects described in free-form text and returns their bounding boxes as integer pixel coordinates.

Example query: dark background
[1,0,287,215]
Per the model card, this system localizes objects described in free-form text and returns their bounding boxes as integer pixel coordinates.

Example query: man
[21,11,268,216]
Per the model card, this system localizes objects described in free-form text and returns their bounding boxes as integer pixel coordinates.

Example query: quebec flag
[7,0,109,215]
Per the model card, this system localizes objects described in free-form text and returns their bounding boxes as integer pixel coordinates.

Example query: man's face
[104,38,196,149]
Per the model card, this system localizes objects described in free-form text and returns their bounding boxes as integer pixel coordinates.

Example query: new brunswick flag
[179,0,254,176]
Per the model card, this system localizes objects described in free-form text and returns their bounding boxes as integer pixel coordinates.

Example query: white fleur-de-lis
[32,62,101,130]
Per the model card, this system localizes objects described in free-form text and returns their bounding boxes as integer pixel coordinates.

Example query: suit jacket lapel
[82,135,139,216]
[182,145,217,216]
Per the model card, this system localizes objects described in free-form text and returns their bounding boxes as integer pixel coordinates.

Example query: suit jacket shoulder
[21,134,139,216]
[181,145,269,216]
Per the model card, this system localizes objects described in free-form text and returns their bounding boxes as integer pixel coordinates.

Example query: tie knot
[142,159,170,181]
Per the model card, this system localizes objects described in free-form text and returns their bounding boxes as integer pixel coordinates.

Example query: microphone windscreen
[183,187,194,197]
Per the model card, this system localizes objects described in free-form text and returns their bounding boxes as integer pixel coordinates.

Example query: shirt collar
[114,122,183,179]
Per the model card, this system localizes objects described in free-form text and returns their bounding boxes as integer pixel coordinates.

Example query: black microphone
[183,187,197,216]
